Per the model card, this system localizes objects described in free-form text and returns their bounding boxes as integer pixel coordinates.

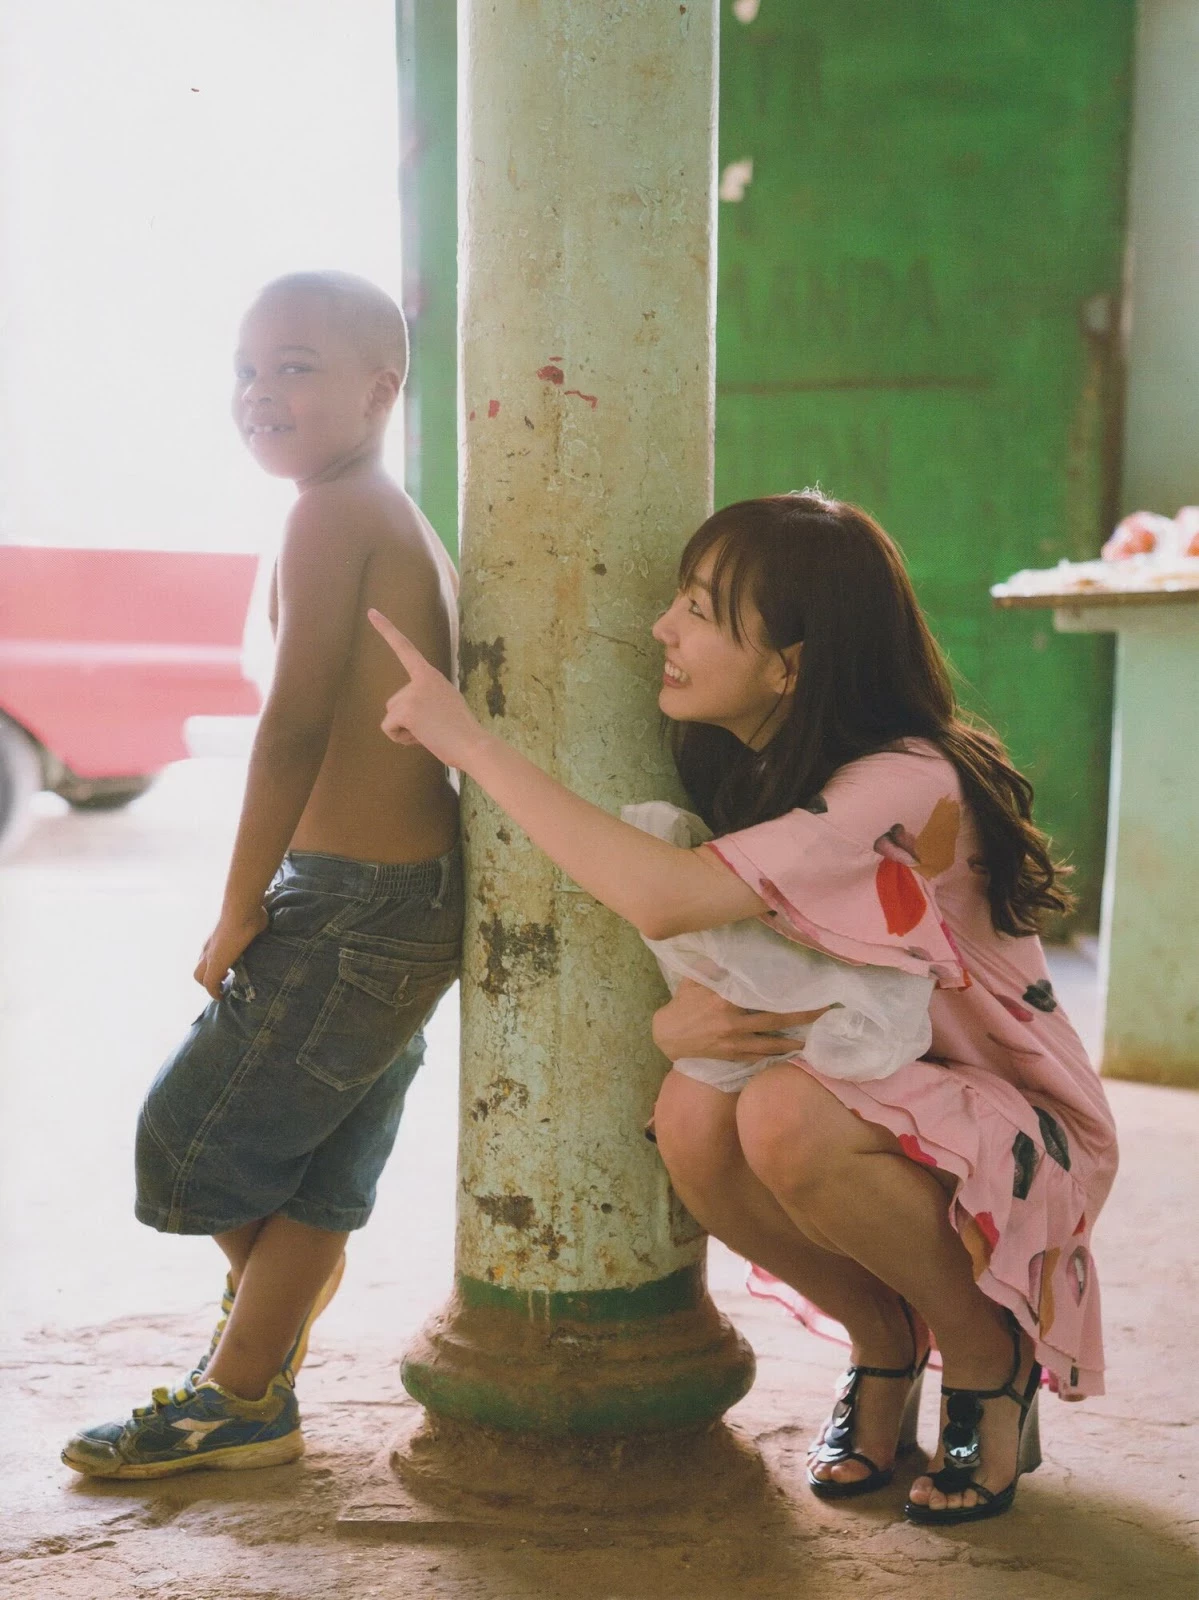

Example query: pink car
[0,547,260,850]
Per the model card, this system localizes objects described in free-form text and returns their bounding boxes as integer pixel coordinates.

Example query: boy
[63,272,462,1478]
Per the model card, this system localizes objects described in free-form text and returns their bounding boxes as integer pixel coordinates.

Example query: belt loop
[431,852,450,910]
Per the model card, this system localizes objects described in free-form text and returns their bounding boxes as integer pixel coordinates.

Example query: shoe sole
[62,1429,304,1480]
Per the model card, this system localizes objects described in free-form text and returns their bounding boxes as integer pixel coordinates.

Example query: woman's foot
[907,1319,1039,1516]
[808,1300,930,1491]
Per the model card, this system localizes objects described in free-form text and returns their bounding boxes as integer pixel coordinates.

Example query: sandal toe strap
[814,1445,883,1475]
[929,1462,997,1502]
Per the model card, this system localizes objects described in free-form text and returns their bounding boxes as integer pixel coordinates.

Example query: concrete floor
[1,759,1196,1599]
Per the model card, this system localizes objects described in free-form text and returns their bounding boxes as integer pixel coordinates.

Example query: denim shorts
[135,847,462,1236]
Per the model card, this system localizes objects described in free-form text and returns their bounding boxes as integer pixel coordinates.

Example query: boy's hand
[369,608,487,770]
[195,906,269,998]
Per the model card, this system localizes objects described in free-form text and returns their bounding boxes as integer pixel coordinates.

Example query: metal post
[342,0,758,1536]
[397,0,752,1443]
[396,0,458,554]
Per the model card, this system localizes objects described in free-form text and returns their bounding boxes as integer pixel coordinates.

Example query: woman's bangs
[678,517,763,645]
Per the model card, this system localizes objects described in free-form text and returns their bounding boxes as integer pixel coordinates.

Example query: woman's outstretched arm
[368,609,766,939]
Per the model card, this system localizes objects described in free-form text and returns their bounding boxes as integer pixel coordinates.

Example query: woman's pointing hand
[369,608,487,770]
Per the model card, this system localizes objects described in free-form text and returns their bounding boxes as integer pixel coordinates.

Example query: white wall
[0,0,402,553]
[1122,0,1199,515]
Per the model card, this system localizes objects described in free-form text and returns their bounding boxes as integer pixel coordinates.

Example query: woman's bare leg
[735,1065,1038,1512]
[654,1070,928,1485]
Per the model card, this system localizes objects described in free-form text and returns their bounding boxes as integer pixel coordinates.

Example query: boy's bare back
[271,470,459,865]
[194,269,461,999]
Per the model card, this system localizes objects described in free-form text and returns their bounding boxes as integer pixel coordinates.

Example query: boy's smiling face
[232,288,398,485]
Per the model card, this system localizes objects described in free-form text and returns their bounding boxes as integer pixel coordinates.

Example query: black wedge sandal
[807,1301,929,1501]
[904,1316,1042,1526]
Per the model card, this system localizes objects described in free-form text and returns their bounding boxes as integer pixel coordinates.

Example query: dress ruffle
[710,816,967,989]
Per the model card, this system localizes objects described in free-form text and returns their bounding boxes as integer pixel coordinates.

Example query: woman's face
[651,549,799,748]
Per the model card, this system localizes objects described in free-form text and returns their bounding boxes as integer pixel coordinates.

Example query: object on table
[1102,505,1199,562]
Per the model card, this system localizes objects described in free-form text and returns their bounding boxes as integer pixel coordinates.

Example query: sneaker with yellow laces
[62,1374,302,1479]
[190,1272,237,1382]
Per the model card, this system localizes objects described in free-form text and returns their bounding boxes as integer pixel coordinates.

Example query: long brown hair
[670,492,1072,937]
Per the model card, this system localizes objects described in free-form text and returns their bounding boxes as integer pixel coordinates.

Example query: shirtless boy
[63,272,462,1478]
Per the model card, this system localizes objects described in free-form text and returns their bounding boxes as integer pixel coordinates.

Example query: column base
[338,1405,771,1542]
[399,1265,755,1434]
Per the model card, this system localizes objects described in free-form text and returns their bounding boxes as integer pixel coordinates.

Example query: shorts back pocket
[298,948,416,1092]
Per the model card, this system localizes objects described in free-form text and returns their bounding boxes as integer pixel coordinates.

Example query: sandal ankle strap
[940,1311,1030,1405]
[852,1359,921,1381]
[849,1299,930,1384]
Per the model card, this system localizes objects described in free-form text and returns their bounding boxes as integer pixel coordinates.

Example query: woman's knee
[735,1067,831,1198]
[652,1070,745,1201]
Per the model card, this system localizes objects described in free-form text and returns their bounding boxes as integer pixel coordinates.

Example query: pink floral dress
[708,741,1118,1398]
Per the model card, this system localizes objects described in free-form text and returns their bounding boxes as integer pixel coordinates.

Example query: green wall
[716,2,1135,927]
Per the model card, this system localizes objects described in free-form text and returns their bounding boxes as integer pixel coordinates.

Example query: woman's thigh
[735,1063,904,1189]
[736,1063,960,1206]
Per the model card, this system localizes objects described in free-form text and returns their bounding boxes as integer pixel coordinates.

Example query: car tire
[0,715,44,858]
[57,774,156,810]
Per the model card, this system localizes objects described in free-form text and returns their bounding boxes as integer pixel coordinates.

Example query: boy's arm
[194,490,370,996]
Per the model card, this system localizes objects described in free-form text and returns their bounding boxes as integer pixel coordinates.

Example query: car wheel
[57,774,157,810]
[0,716,44,858]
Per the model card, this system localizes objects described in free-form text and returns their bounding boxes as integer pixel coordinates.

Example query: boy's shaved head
[254,271,409,384]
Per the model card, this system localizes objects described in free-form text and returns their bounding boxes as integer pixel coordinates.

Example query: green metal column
[396,0,458,557]
[398,0,753,1441]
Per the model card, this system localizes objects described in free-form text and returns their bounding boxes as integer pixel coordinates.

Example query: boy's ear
[368,368,402,416]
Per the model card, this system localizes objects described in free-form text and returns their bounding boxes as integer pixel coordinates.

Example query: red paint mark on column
[469,409,477,421]
[487,399,501,418]
[564,390,598,409]
[537,365,564,384]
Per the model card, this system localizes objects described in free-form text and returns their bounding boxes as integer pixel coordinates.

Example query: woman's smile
[652,554,798,746]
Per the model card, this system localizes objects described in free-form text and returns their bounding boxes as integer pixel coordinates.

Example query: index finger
[368,608,427,670]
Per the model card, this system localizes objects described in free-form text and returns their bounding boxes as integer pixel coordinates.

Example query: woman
[368,491,1117,1526]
